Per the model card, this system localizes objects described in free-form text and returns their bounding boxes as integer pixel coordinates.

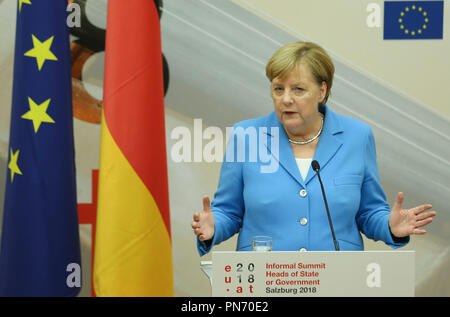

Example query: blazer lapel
[304,106,344,185]
[263,106,344,187]
[263,112,307,187]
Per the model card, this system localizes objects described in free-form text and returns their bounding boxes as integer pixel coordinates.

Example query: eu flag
[0,0,81,296]
[384,1,444,39]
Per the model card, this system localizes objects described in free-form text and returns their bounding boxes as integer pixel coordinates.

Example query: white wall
[231,0,450,118]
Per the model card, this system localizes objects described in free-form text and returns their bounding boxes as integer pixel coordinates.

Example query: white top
[295,158,313,181]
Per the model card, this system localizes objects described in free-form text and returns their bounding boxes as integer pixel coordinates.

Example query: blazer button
[299,189,307,197]
[300,217,308,226]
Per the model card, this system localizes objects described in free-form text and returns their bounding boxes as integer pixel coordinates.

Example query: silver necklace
[288,114,324,145]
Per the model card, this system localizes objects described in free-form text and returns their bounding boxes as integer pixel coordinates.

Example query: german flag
[93,1,173,296]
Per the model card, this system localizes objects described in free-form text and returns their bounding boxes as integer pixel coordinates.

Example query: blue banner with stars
[0,0,81,296]
[384,1,444,39]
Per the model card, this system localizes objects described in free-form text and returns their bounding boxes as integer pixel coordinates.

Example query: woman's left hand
[389,192,437,238]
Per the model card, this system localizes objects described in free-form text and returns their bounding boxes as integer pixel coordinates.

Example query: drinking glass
[252,236,272,252]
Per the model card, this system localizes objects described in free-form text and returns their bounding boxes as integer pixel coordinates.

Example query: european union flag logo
[0,0,81,296]
[384,1,444,39]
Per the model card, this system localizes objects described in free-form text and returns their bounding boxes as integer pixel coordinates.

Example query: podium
[202,251,415,297]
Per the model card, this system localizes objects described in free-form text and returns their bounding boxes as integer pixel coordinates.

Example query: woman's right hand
[191,195,215,241]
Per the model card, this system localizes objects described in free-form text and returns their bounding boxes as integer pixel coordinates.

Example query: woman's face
[271,61,327,137]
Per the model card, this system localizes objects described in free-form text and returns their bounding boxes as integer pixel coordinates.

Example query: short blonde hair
[266,42,334,105]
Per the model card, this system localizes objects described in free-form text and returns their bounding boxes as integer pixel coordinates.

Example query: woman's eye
[273,87,283,93]
[294,87,304,91]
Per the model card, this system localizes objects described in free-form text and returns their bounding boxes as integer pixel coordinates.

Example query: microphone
[311,160,339,251]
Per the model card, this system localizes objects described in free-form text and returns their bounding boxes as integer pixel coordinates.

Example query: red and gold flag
[93,0,173,296]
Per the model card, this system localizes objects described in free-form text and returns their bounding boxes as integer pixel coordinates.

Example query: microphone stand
[312,160,339,251]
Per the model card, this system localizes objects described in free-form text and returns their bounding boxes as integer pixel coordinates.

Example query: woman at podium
[191,42,436,254]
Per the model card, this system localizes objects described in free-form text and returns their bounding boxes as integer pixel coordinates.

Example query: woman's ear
[319,81,327,103]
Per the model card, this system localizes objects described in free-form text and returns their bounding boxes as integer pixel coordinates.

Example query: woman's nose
[282,90,294,104]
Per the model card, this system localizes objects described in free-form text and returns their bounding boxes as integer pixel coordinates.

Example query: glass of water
[252,236,272,252]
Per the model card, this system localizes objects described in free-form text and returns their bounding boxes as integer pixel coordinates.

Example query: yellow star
[18,0,32,12]
[24,34,58,71]
[21,97,55,133]
[8,148,23,183]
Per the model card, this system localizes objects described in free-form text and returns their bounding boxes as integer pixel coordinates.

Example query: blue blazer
[198,105,409,255]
